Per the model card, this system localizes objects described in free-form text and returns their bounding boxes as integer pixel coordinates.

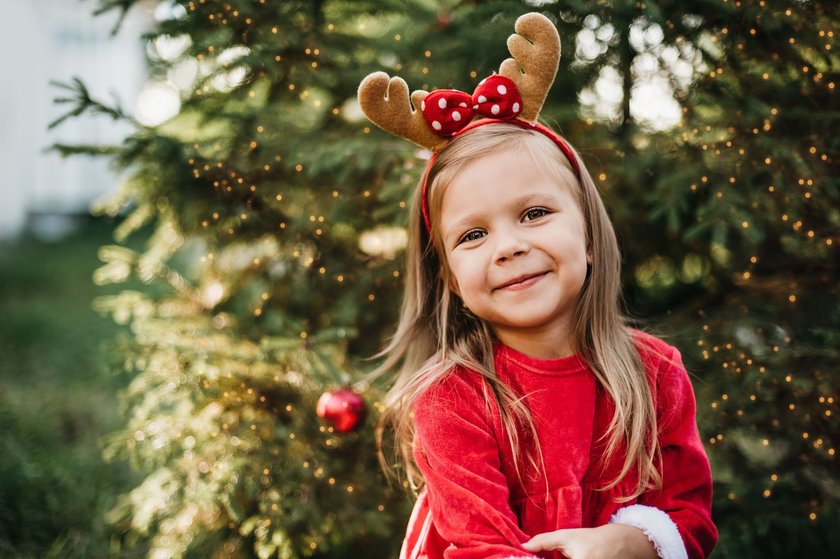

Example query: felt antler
[498,12,561,123]
[357,13,561,150]
[358,72,448,152]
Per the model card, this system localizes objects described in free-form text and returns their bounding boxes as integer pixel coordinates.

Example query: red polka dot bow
[420,74,523,137]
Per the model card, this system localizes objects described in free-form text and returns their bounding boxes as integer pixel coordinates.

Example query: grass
[0,216,140,558]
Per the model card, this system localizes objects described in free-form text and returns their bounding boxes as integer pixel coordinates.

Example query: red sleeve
[638,339,718,559]
[412,370,536,559]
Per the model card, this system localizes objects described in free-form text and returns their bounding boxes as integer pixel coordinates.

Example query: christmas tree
[52,0,837,557]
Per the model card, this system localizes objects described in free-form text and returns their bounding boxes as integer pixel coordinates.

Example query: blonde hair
[368,123,661,502]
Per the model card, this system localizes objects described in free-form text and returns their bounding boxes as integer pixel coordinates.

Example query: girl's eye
[524,207,550,221]
[459,229,485,244]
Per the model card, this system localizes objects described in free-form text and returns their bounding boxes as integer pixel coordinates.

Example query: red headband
[419,118,582,239]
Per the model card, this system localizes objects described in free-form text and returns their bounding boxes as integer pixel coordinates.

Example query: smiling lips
[494,272,549,291]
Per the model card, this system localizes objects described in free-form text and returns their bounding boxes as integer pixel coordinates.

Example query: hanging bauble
[316,387,366,434]
[436,11,452,29]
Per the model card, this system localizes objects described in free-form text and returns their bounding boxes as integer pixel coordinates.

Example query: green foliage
[49,0,839,557]
[0,220,140,558]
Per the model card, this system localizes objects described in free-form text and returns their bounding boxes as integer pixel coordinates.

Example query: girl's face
[436,147,590,358]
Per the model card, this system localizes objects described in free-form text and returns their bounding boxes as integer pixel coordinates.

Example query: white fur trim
[609,504,688,559]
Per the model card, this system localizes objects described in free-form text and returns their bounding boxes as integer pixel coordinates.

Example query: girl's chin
[489,317,573,334]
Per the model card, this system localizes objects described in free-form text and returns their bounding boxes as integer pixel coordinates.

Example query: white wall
[0,0,151,239]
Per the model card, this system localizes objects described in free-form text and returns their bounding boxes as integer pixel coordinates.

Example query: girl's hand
[522,524,657,559]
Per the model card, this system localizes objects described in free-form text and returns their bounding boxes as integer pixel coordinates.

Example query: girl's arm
[619,340,717,559]
[412,369,537,559]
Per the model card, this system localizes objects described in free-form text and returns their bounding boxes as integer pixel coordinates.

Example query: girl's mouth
[495,272,548,291]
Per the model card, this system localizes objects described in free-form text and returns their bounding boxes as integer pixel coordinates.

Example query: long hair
[368,123,661,501]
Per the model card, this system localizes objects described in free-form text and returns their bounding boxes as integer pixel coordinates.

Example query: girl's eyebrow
[510,192,560,207]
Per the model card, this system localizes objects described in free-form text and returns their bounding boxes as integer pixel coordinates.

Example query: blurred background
[0,2,152,557]
[0,0,837,558]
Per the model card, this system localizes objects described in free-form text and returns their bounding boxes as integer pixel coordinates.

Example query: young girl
[359,13,716,559]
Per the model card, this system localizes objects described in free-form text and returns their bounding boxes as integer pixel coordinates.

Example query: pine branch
[92,0,141,36]
[48,143,123,157]
[49,77,134,130]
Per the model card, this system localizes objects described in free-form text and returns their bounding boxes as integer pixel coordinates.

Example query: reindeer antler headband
[358,12,581,237]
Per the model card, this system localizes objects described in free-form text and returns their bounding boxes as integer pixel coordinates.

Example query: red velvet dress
[401,331,716,559]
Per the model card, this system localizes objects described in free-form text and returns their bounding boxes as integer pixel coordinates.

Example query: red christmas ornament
[436,11,452,29]
[316,388,366,434]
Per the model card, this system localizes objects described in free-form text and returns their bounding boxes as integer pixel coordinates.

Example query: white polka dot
[459,102,467,108]
[432,120,442,130]
[452,111,461,122]
[491,104,500,115]
[497,84,507,95]
[421,100,425,111]
[438,97,447,109]
[512,102,520,113]
[478,95,487,103]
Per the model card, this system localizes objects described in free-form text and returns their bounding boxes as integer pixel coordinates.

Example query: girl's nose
[494,231,530,262]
